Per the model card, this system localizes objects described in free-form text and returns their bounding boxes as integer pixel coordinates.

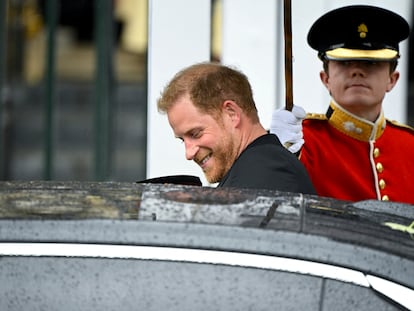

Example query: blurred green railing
[0,0,116,181]
[94,0,115,181]
[44,0,57,180]
[0,1,6,179]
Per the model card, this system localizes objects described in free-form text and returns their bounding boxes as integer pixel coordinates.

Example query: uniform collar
[326,100,386,141]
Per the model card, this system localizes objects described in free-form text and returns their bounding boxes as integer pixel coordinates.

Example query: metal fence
[0,0,147,181]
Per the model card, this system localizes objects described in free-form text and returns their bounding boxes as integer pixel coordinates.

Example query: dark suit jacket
[218,134,315,194]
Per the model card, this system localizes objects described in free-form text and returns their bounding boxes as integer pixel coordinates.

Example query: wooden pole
[284,0,293,111]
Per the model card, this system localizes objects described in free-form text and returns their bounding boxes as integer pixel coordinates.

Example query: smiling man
[157,62,315,194]
[270,5,414,204]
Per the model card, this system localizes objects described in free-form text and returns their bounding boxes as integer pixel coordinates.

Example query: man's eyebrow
[174,129,192,140]
[174,134,183,139]
[180,127,203,137]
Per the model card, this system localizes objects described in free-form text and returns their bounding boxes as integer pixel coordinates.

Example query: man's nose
[185,140,198,160]
[348,61,366,74]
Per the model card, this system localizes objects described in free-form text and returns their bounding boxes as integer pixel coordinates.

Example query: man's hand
[270,105,306,153]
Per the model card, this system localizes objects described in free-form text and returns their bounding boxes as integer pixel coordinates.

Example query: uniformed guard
[270,5,414,204]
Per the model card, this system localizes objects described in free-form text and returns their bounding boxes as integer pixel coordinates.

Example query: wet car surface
[1,181,413,310]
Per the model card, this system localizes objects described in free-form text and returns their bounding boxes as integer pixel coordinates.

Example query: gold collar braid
[326,101,386,142]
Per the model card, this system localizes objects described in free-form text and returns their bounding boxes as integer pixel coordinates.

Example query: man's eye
[342,60,377,66]
[191,130,202,138]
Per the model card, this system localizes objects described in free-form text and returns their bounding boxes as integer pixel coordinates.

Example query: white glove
[270,105,306,153]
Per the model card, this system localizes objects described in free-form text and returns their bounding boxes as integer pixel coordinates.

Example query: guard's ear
[320,70,329,88]
[386,71,399,93]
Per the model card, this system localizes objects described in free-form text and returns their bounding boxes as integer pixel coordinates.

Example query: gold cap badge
[358,23,368,38]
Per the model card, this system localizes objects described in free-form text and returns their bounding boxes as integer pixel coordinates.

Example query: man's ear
[222,100,242,125]
[320,70,329,89]
[386,71,399,93]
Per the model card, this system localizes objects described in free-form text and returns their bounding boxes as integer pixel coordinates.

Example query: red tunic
[300,102,414,205]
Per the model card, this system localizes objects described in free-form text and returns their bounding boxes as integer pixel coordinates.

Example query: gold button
[379,179,386,190]
[382,195,389,201]
[373,148,380,158]
[376,163,384,173]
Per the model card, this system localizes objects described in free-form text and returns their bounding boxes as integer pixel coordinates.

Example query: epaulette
[305,112,327,120]
[387,119,414,132]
